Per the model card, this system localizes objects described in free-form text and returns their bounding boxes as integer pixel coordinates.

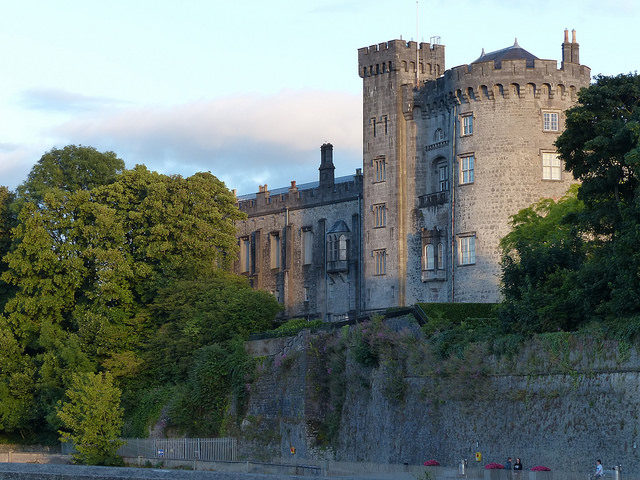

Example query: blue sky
[1,0,638,194]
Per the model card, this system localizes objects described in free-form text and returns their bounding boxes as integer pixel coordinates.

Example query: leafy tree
[0,186,16,310]
[1,160,246,436]
[16,145,124,206]
[499,186,587,334]
[57,372,124,465]
[143,273,280,383]
[556,73,640,234]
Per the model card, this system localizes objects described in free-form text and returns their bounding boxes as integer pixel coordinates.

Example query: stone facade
[235,29,591,318]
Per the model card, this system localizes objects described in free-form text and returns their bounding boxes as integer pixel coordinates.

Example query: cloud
[54,89,362,194]
[0,144,37,189]
[19,88,128,113]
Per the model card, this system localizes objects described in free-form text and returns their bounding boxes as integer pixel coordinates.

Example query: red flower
[485,463,505,469]
[531,466,551,471]
[423,460,440,466]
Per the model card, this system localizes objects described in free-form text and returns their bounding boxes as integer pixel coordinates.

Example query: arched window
[424,244,435,270]
[338,235,348,261]
[433,128,445,142]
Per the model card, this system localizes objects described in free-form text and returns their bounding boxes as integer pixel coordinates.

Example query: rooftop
[472,39,539,68]
[237,174,357,201]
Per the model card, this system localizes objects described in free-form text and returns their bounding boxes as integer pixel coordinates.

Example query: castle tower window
[542,152,562,181]
[373,203,386,228]
[270,232,281,269]
[434,128,445,142]
[374,249,386,275]
[304,287,309,302]
[460,155,475,184]
[240,237,250,273]
[424,244,435,270]
[303,229,313,265]
[543,111,559,131]
[370,117,377,137]
[462,114,473,136]
[383,115,388,135]
[374,156,386,183]
[338,235,348,261]
[437,243,444,269]
[438,162,449,191]
[458,235,476,266]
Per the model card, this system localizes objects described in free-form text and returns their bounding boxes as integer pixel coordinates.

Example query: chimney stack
[319,143,335,188]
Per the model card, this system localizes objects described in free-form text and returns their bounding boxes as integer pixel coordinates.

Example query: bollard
[460,458,468,476]
[613,465,622,480]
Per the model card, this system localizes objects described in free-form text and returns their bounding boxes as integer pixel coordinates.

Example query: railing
[118,438,237,462]
[419,191,448,208]
[64,438,237,462]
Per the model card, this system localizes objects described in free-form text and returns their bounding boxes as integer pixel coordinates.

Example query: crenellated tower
[358,40,445,310]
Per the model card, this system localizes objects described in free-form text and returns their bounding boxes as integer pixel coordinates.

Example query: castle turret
[319,143,335,188]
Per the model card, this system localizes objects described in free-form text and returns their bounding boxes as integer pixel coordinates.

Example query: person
[513,458,523,471]
[594,460,604,479]
[505,458,513,470]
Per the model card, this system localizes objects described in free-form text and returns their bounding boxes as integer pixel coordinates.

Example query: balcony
[327,259,349,273]
[422,269,447,282]
[419,191,448,208]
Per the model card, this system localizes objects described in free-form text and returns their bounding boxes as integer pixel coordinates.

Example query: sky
[1,0,638,195]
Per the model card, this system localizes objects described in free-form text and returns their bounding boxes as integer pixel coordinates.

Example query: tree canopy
[0,148,280,440]
[500,74,640,333]
[16,145,125,206]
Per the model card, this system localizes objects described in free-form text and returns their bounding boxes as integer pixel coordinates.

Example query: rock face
[238,325,640,472]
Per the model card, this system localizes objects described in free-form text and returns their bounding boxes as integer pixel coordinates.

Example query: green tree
[57,372,124,465]
[144,273,280,383]
[16,145,124,206]
[499,186,587,333]
[1,159,246,436]
[0,186,16,310]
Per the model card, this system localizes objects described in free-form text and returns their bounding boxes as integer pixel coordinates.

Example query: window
[458,235,476,265]
[374,249,386,275]
[424,244,435,270]
[460,155,475,184]
[437,243,444,269]
[338,235,348,261]
[303,229,313,265]
[383,115,388,135]
[462,115,473,136]
[374,157,386,182]
[438,163,449,191]
[304,287,309,302]
[543,112,559,131]
[240,238,250,273]
[373,203,386,228]
[270,233,281,269]
[370,117,377,137]
[542,152,562,180]
[433,128,445,142]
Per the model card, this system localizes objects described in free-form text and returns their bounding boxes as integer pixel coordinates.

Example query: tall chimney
[319,143,335,188]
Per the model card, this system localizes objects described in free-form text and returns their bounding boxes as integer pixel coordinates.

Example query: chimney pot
[572,29,576,43]
[564,28,569,42]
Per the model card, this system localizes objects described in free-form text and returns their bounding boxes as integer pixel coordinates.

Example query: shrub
[485,463,505,469]
[423,460,440,466]
[531,466,551,471]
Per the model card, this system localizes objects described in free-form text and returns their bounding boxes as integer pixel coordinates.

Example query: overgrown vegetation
[0,146,281,452]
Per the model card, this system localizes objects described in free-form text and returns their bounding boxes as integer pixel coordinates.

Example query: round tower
[408,32,590,303]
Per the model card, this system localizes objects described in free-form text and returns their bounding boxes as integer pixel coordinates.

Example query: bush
[265,318,323,338]
[485,463,505,469]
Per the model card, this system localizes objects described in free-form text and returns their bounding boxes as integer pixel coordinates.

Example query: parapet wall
[415,57,591,115]
[237,176,362,217]
[358,39,445,80]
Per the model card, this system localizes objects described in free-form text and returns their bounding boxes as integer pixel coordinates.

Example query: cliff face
[236,322,640,472]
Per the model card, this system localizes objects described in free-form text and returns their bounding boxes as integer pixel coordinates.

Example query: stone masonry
[235,29,591,318]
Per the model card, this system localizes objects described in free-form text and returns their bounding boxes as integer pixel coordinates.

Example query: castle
[234,29,591,320]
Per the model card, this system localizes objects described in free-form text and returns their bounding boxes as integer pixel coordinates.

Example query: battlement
[237,171,363,217]
[358,39,445,80]
[414,55,591,115]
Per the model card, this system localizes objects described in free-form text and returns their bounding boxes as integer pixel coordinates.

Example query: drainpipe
[450,104,457,302]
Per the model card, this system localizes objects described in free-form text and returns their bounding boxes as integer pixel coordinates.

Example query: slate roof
[237,174,357,201]
[472,39,539,68]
